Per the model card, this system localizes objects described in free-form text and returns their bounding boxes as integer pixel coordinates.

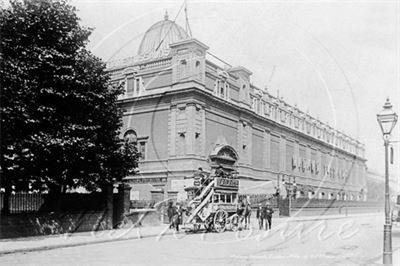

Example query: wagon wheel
[213,209,228,233]
[230,214,240,232]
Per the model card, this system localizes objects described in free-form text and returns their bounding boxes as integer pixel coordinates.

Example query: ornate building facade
[107,14,367,201]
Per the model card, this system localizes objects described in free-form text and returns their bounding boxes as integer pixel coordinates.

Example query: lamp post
[377,98,398,266]
[282,175,297,217]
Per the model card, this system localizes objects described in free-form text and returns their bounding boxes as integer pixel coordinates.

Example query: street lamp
[377,98,398,266]
[282,175,297,216]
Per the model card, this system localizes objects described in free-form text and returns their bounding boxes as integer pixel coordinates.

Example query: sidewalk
[0,212,381,255]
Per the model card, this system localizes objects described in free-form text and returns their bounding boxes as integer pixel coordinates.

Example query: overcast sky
[71,0,400,183]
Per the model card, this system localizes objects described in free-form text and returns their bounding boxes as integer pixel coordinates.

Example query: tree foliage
[0,0,138,192]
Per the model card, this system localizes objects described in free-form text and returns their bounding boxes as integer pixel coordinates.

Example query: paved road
[1,213,399,265]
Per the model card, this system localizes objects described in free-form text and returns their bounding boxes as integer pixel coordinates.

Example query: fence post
[121,183,131,215]
[104,184,114,230]
[114,183,131,227]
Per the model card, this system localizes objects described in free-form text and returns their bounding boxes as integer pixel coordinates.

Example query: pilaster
[317,148,322,179]
[306,145,311,178]
[280,135,286,173]
[200,106,206,157]
[247,123,253,165]
[169,105,177,157]
[186,103,196,155]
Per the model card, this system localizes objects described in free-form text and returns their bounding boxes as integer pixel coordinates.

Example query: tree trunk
[46,184,62,212]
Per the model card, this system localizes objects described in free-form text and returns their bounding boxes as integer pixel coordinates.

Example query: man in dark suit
[264,202,274,230]
[167,202,175,229]
[215,165,225,177]
[173,204,184,232]
[256,204,264,230]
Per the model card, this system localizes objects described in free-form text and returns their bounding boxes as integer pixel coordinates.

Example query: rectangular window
[226,194,231,203]
[265,104,270,116]
[219,82,224,97]
[214,80,219,95]
[225,83,229,100]
[255,99,260,113]
[127,77,134,95]
[135,78,141,95]
[220,194,226,203]
[213,194,219,203]
[280,110,286,122]
[138,141,146,160]
[270,136,280,171]
[215,79,228,99]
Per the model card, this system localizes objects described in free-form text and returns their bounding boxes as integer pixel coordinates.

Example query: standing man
[244,201,252,229]
[237,199,245,228]
[167,202,175,229]
[174,203,184,232]
[256,203,264,230]
[264,202,274,230]
[194,167,205,196]
[215,165,225,177]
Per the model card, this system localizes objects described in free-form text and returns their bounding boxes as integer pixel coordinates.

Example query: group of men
[256,202,274,230]
[167,202,184,231]
[236,199,252,229]
[193,166,224,194]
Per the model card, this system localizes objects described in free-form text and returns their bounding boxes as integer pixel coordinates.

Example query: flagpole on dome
[184,0,192,37]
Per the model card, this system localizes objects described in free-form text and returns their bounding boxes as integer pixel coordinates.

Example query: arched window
[214,79,229,99]
[124,129,148,160]
[124,130,137,144]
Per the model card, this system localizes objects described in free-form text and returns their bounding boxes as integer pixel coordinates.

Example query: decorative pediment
[123,66,140,75]
[209,144,239,163]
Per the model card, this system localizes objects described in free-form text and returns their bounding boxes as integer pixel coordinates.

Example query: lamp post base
[383,223,392,265]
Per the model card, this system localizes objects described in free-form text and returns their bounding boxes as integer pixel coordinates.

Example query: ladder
[186,179,216,224]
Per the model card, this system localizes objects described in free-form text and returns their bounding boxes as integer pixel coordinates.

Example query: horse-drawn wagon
[183,174,241,233]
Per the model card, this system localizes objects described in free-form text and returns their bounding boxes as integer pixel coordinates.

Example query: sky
[71,0,400,183]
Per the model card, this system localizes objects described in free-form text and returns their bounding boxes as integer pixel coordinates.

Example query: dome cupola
[137,11,189,59]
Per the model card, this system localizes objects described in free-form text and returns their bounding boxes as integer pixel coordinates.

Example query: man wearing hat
[264,202,274,230]
[215,165,225,177]
[256,203,265,230]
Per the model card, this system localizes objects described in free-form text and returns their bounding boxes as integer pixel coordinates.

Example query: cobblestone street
[1,213,399,265]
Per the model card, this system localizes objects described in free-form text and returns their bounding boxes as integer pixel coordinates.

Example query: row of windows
[290,156,355,180]
[299,191,365,201]
[113,76,144,98]
[250,97,360,155]
[211,193,237,204]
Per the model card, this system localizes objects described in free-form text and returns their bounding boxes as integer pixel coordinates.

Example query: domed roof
[137,12,189,58]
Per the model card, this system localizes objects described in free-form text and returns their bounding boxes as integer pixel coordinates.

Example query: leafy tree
[0,0,138,210]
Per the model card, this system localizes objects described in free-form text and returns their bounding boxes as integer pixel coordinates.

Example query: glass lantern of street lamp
[377,98,398,137]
